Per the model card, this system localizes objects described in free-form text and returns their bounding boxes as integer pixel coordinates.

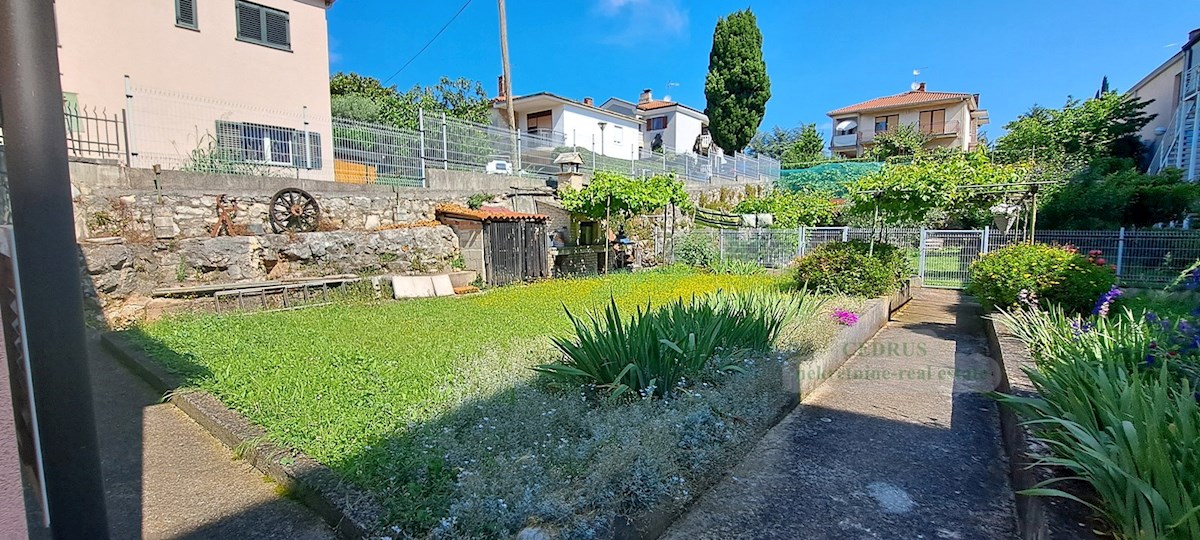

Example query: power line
[381,0,475,84]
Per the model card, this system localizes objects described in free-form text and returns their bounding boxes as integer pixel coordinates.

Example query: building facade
[601,89,710,154]
[55,0,337,179]
[826,83,989,158]
[1147,28,1200,181]
[492,92,643,160]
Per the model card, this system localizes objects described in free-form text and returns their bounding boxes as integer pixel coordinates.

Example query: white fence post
[417,108,428,187]
[918,228,928,280]
[981,226,989,255]
[441,112,449,170]
[1116,227,1126,278]
[841,227,849,242]
[798,226,806,257]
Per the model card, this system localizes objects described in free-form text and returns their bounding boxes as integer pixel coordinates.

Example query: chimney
[583,97,594,106]
[639,88,652,104]
[1190,28,1200,43]
[497,75,507,100]
[916,82,926,92]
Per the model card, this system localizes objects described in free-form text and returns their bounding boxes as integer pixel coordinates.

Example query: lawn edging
[616,295,897,540]
[983,317,1096,540]
[100,332,384,539]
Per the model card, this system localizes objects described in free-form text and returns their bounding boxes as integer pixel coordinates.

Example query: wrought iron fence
[63,104,126,163]
[122,84,781,186]
[673,226,1200,289]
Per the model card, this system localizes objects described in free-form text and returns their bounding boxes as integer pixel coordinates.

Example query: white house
[602,89,709,154]
[492,91,642,160]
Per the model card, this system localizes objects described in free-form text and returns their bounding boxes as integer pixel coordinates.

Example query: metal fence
[675,226,1200,289]
[123,84,781,186]
[64,104,126,163]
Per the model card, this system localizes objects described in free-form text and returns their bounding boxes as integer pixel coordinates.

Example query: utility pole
[0,0,110,536]
[497,0,516,136]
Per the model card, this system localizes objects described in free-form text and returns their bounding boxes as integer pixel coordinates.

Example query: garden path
[662,288,1017,539]
[87,337,333,539]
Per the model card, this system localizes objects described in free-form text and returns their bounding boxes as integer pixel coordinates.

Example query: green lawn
[128,269,836,536]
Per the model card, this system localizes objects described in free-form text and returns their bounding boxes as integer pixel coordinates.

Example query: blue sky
[327,0,1195,143]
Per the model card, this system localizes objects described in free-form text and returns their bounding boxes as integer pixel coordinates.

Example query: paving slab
[663,288,1017,539]
[88,337,334,539]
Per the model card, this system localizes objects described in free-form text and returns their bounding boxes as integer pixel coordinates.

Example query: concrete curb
[983,318,1096,540]
[100,333,383,539]
[616,292,905,540]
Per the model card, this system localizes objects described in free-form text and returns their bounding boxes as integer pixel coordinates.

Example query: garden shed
[435,204,549,286]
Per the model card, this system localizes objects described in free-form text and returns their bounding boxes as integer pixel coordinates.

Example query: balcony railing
[855,120,961,143]
[831,133,857,148]
[1184,64,1200,97]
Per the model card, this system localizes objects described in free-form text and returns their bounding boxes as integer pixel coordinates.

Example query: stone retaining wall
[81,226,459,325]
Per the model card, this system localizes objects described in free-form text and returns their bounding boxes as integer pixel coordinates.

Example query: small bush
[675,230,719,268]
[792,240,909,297]
[967,243,1115,313]
[534,290,820,400]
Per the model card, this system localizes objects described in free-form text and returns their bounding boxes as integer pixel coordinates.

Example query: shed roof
[435,204,548,223]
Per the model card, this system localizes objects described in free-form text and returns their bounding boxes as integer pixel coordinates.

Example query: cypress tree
[704,9,771,152]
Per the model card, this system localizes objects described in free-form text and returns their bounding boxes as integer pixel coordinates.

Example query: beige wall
[55,0,335,179]
[833,99,980,157]
[1130,55,1184,143]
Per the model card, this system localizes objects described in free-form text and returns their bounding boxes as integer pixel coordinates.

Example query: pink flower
[832,308,858,326]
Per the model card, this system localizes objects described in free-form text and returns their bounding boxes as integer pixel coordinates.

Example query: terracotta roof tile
[435,204,548,222]
[638,100,676,110]
[828,90,974,116]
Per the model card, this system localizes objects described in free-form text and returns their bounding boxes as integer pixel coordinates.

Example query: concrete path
[663,288,1017,539]
[88,337,334,539]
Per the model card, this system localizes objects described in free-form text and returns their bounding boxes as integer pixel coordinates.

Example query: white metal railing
[124,84,781,186]
[1184,64,1200,97]
[859,120,961,143]
[1150,101,1183,174]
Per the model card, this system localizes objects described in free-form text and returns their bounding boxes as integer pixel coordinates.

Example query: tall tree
[749,124,825,164]
[703,9,770,152]
[995,92,1155,169]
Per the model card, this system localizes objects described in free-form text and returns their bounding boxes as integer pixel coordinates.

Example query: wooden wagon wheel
[269,188,321,233]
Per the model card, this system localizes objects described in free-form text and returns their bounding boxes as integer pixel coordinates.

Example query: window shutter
[308,132,323,170]
[215,121,244,161]
[176,0,197,29]
[264,10,290,48]
[236,3,263,42]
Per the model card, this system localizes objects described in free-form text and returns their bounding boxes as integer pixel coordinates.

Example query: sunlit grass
[127,269,809,534]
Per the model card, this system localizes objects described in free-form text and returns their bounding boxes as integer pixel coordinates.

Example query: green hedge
[966,243,1115,313]
[793,240,909,297]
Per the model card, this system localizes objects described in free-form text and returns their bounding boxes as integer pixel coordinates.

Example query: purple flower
[1143,354,1157,367]
[1092,286,1122,317]
[831,308,858,326]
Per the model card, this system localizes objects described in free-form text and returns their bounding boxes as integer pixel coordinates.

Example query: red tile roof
[828,90,975,116]
[435,204,548,223]
[639,100,676,110]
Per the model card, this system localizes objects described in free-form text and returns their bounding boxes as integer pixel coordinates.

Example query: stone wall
[81,226,459,325]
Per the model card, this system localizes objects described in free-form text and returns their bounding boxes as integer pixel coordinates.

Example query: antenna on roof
[911,67,928,92]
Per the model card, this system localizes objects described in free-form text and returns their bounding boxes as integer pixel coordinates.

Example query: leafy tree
[848,150,1027,227]
[994,92,1156,169]
[867,124,930,161]
[749,124,825,165]
[733,189,839,228]
[330,72,492,130]
[331,94,382,123]
[560,170,690,221]
[1038,158,1198,229]
[703,9,770,152]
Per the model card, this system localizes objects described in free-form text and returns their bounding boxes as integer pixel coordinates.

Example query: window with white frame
[216,121,323,169]
[612,125,624,145]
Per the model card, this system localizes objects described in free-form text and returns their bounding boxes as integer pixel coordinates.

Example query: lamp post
[597,122,607,157]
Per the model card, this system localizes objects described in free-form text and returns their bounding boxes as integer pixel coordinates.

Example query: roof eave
[827,96,972,117]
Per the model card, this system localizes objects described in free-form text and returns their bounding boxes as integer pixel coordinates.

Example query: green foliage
[847,150,1027,227]
[793,240,910,297]
[993,306,1200,539]
[1039,158,1198,229]
[560,171,689,220]
[733,189,839,228]
[330,72,491,130]
[181,133,275,176]
[536,291,819,400]
[994,92,1156,169]
[703,9,770,152]
[966,243,1115,313]
[710,259,767,275]
[465,192,494,210]
[778,161,882,196]
[675,230,719,268]
[749,124,825,165]
[866,124,930,161]
[330,94,382,123]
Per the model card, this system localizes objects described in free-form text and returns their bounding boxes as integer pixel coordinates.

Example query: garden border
[615,291,905,539]
[100,332,384,539]
[984,317,1096,540]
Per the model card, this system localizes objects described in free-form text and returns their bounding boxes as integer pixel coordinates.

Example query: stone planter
[448,270,478,288]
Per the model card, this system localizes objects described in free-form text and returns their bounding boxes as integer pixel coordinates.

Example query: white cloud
[593,0,688,45]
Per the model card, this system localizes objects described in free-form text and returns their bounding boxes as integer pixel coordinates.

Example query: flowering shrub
[831,308,858,326]
[793,240,910,298]
[675,231,719,268]
[967,243,1115,313]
